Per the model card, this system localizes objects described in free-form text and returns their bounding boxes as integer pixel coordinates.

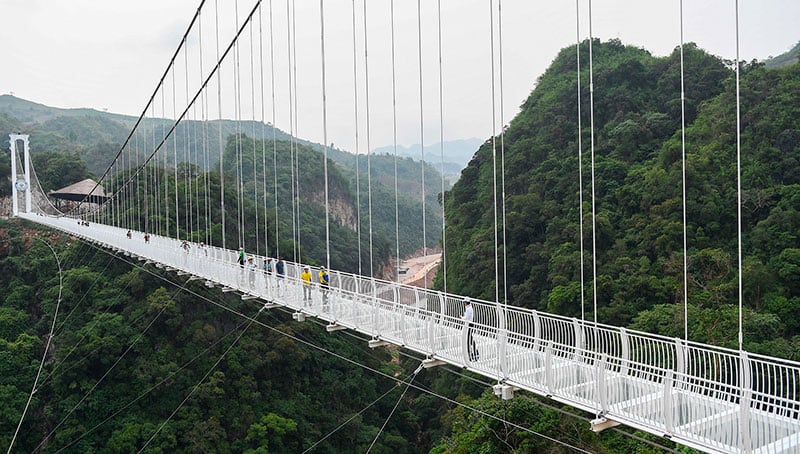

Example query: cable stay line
[40,258,139,389]
[249,11,261,256]
[575,0,585,322]
[366,363,423,453]
[319,0,331,270]
[390,0,400,282]
[586,0,601,417]
[50,248,108,335]
[54,311,254,453]
[416,0,428,288]
[301,371,417,454]
[436,0,447,293]
[257,3,270,257]
[352,0,363,277]
[268,0,280,259]
[216,0,227,250]
[363,0,374,277]
[31,280,191,453]
[7,239,63,454]
[84,241,592,454]
[137,309,260,453]
[679,0,689,342]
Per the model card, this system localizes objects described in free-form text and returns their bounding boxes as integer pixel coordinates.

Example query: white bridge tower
[9,133,32,216]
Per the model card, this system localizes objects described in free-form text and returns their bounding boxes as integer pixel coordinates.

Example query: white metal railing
[19,212,800,454]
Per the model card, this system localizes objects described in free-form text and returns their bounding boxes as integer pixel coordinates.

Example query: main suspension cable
[74,0,207,216]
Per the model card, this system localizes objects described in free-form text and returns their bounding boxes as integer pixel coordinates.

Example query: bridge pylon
[8,134,32,216]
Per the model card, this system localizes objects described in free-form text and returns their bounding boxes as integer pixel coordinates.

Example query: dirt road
[400,253,441,287]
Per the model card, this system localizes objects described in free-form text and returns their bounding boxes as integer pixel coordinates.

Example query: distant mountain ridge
[371,138,482,183]
[763,40,800,69]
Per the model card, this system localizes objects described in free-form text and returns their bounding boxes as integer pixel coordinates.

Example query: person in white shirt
[246,256,257,288]
[462,297,479,361]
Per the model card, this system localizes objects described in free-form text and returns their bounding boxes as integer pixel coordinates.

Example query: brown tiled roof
[49,178,108,203]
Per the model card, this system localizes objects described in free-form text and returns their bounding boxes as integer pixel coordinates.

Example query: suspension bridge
[6,0,800,452]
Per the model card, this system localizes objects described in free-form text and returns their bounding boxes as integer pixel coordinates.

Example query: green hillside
[441,39,800,356]
[0,95,444,265]
[764,40,800,69]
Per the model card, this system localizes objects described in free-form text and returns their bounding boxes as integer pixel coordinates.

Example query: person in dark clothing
[462,297,479,361]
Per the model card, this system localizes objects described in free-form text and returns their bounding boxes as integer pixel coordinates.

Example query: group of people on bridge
[121,227,478,360]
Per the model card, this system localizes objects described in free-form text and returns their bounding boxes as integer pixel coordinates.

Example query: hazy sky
[2,0,798,154]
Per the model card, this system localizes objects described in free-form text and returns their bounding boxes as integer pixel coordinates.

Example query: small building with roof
[49,178,109,207]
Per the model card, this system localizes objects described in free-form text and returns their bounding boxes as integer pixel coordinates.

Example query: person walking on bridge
[275,257,285,295]
[301,266,313,304]
[319,266,330,306]
[263,257,274,292]
[462,297,479,361]
[246,256,257,288]
[237,247,246,268]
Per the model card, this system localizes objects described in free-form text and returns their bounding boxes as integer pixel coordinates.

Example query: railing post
[596,353,608,413]
[545,340,554,395]
[435,291,445,356]
[572,318,584,362]
[572,318,583,388]
[370,277,377,337]
[739,350,752,453]
[532,310,541,352]
[663,369,674,436]
[674,338,685,391]
[397,286,405,344]
[619,328,630,376]
[497,303,507,379]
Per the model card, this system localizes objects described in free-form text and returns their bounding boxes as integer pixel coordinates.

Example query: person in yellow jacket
[319,267,330,305]
[301,266,313,303]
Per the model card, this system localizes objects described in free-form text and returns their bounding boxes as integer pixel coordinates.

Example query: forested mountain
[441,39,800,357]
[0,95,444,265]
[764,40,800,69]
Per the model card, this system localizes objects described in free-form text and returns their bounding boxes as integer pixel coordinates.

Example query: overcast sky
[2,0,798,155]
